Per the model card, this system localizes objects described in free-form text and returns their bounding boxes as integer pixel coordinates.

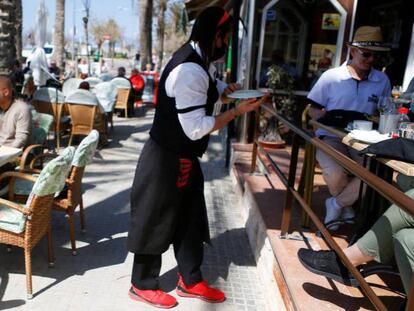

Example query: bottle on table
[397,107,411,137]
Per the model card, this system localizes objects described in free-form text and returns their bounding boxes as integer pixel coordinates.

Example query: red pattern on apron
[176,158,192,188]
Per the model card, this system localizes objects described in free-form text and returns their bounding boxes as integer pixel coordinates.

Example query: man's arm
[12,106,32,148]
[308,99,326,120]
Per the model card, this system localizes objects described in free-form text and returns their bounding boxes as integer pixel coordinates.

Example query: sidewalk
[0,108,269,311]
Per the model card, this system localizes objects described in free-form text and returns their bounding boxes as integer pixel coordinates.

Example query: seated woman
[298,188,414,306]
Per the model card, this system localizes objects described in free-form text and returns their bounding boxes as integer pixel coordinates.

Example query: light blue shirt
[308,62,391,137]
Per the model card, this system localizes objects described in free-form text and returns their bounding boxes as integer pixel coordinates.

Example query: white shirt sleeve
[216,79,227,95]
[165,63,216,141]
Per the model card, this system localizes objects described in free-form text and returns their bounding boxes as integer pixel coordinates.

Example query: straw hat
[348,26,390,51]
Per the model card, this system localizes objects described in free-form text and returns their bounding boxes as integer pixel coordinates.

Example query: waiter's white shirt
[165,41,227,141]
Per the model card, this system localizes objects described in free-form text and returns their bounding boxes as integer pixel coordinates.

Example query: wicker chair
[53,130,99,255]
[31,88,69,149]
[66,90,106,146]
[0,147,75,299]
[114,88,131,118]
[13,132,99,255]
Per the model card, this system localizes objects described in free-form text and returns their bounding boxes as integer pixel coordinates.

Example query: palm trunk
[139,0,153,71]
[15,0,23,62]
[53,0,65,70]
[84,22,90,75]
[156,0,166,72]
[0,0,16,75]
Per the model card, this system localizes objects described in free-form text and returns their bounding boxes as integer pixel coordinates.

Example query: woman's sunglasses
[356,48,378,58]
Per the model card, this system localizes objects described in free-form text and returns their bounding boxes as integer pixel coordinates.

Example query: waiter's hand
[236,93,269,115]
[221,83,241,104]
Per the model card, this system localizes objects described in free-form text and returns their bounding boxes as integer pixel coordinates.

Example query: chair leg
[66,213,77,255]
[24,248,33,299]
[79,196,86,233]
[47,226,55,267]
[125,107,128,118]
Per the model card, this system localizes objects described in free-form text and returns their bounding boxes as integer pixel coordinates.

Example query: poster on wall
[308,44,336,73]
[321,13,340,30]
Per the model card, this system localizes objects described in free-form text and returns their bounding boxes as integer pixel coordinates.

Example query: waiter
[127,6,267,309]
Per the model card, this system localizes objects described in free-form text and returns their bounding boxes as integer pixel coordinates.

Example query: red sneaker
[129,286,177,309]
[176,275,226,303]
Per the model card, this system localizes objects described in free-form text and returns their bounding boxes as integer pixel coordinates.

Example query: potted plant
[258,64,295,147]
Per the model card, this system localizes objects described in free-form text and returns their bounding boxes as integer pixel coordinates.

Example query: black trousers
[131,211,204,290]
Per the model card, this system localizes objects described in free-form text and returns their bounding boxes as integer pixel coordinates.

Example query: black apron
[127,138,209,254]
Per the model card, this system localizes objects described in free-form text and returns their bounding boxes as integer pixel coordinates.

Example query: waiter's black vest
[150,44,219,158]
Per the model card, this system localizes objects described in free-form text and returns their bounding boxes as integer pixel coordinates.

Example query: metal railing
[250,106,414,311]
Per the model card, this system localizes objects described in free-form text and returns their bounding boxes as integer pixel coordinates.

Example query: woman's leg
[356,189,414,264]
[131,254,162,290]
[393,228,414,293]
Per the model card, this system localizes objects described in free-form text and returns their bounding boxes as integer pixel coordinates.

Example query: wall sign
[321,13,340,30]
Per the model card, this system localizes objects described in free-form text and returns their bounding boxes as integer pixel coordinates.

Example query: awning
[185,0,231,20]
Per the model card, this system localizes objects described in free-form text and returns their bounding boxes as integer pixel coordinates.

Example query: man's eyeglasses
[356,48,378,58]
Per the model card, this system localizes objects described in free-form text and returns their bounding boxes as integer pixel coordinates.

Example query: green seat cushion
[0,201,26,234]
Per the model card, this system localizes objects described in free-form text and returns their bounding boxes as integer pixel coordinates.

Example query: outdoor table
[0,146,22,167]
[310,120,414,176]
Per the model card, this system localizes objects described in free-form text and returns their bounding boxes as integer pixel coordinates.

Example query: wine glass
[391,85,402,99]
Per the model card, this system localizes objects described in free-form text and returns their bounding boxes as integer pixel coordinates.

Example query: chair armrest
[19,144,48,169]
[29,152,58,169]
[0,171,38,202]
[0,198,30,215]
[0,171,38,184]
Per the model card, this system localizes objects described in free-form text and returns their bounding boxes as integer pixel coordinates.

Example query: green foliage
[267,65,295,119]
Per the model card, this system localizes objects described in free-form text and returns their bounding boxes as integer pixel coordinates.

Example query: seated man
[298,189,414,304]
[0,75,32,149]
[307,26,391,230]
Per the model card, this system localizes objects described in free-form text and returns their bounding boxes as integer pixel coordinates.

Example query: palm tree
[139,0,153,71]
[53,0,65,70]
[156,0,167,72]
[15,0,23,62]
[0,0,16,75]
[82,0,91,75]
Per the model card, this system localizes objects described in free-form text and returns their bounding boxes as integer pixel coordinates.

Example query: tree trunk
[15,0,23,62]
[139,0,153,71]
[0,0,16,75]
[84,21,90,75]
[156,0,166,72]
[53,0,65,70]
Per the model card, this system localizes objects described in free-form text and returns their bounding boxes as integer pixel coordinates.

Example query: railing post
[250,107,261,173]
[280,133,300,235]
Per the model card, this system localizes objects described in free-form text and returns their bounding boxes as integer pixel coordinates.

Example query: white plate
[348,130,390,144]
[227,89,264,99]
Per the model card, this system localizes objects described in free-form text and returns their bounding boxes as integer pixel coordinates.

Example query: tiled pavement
[0,107,269,311]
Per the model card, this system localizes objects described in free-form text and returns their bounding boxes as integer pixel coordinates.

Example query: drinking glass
[377,96,393,113]
[392,85,402,99]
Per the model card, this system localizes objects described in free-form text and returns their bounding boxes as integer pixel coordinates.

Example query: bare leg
[344,244,374,266]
